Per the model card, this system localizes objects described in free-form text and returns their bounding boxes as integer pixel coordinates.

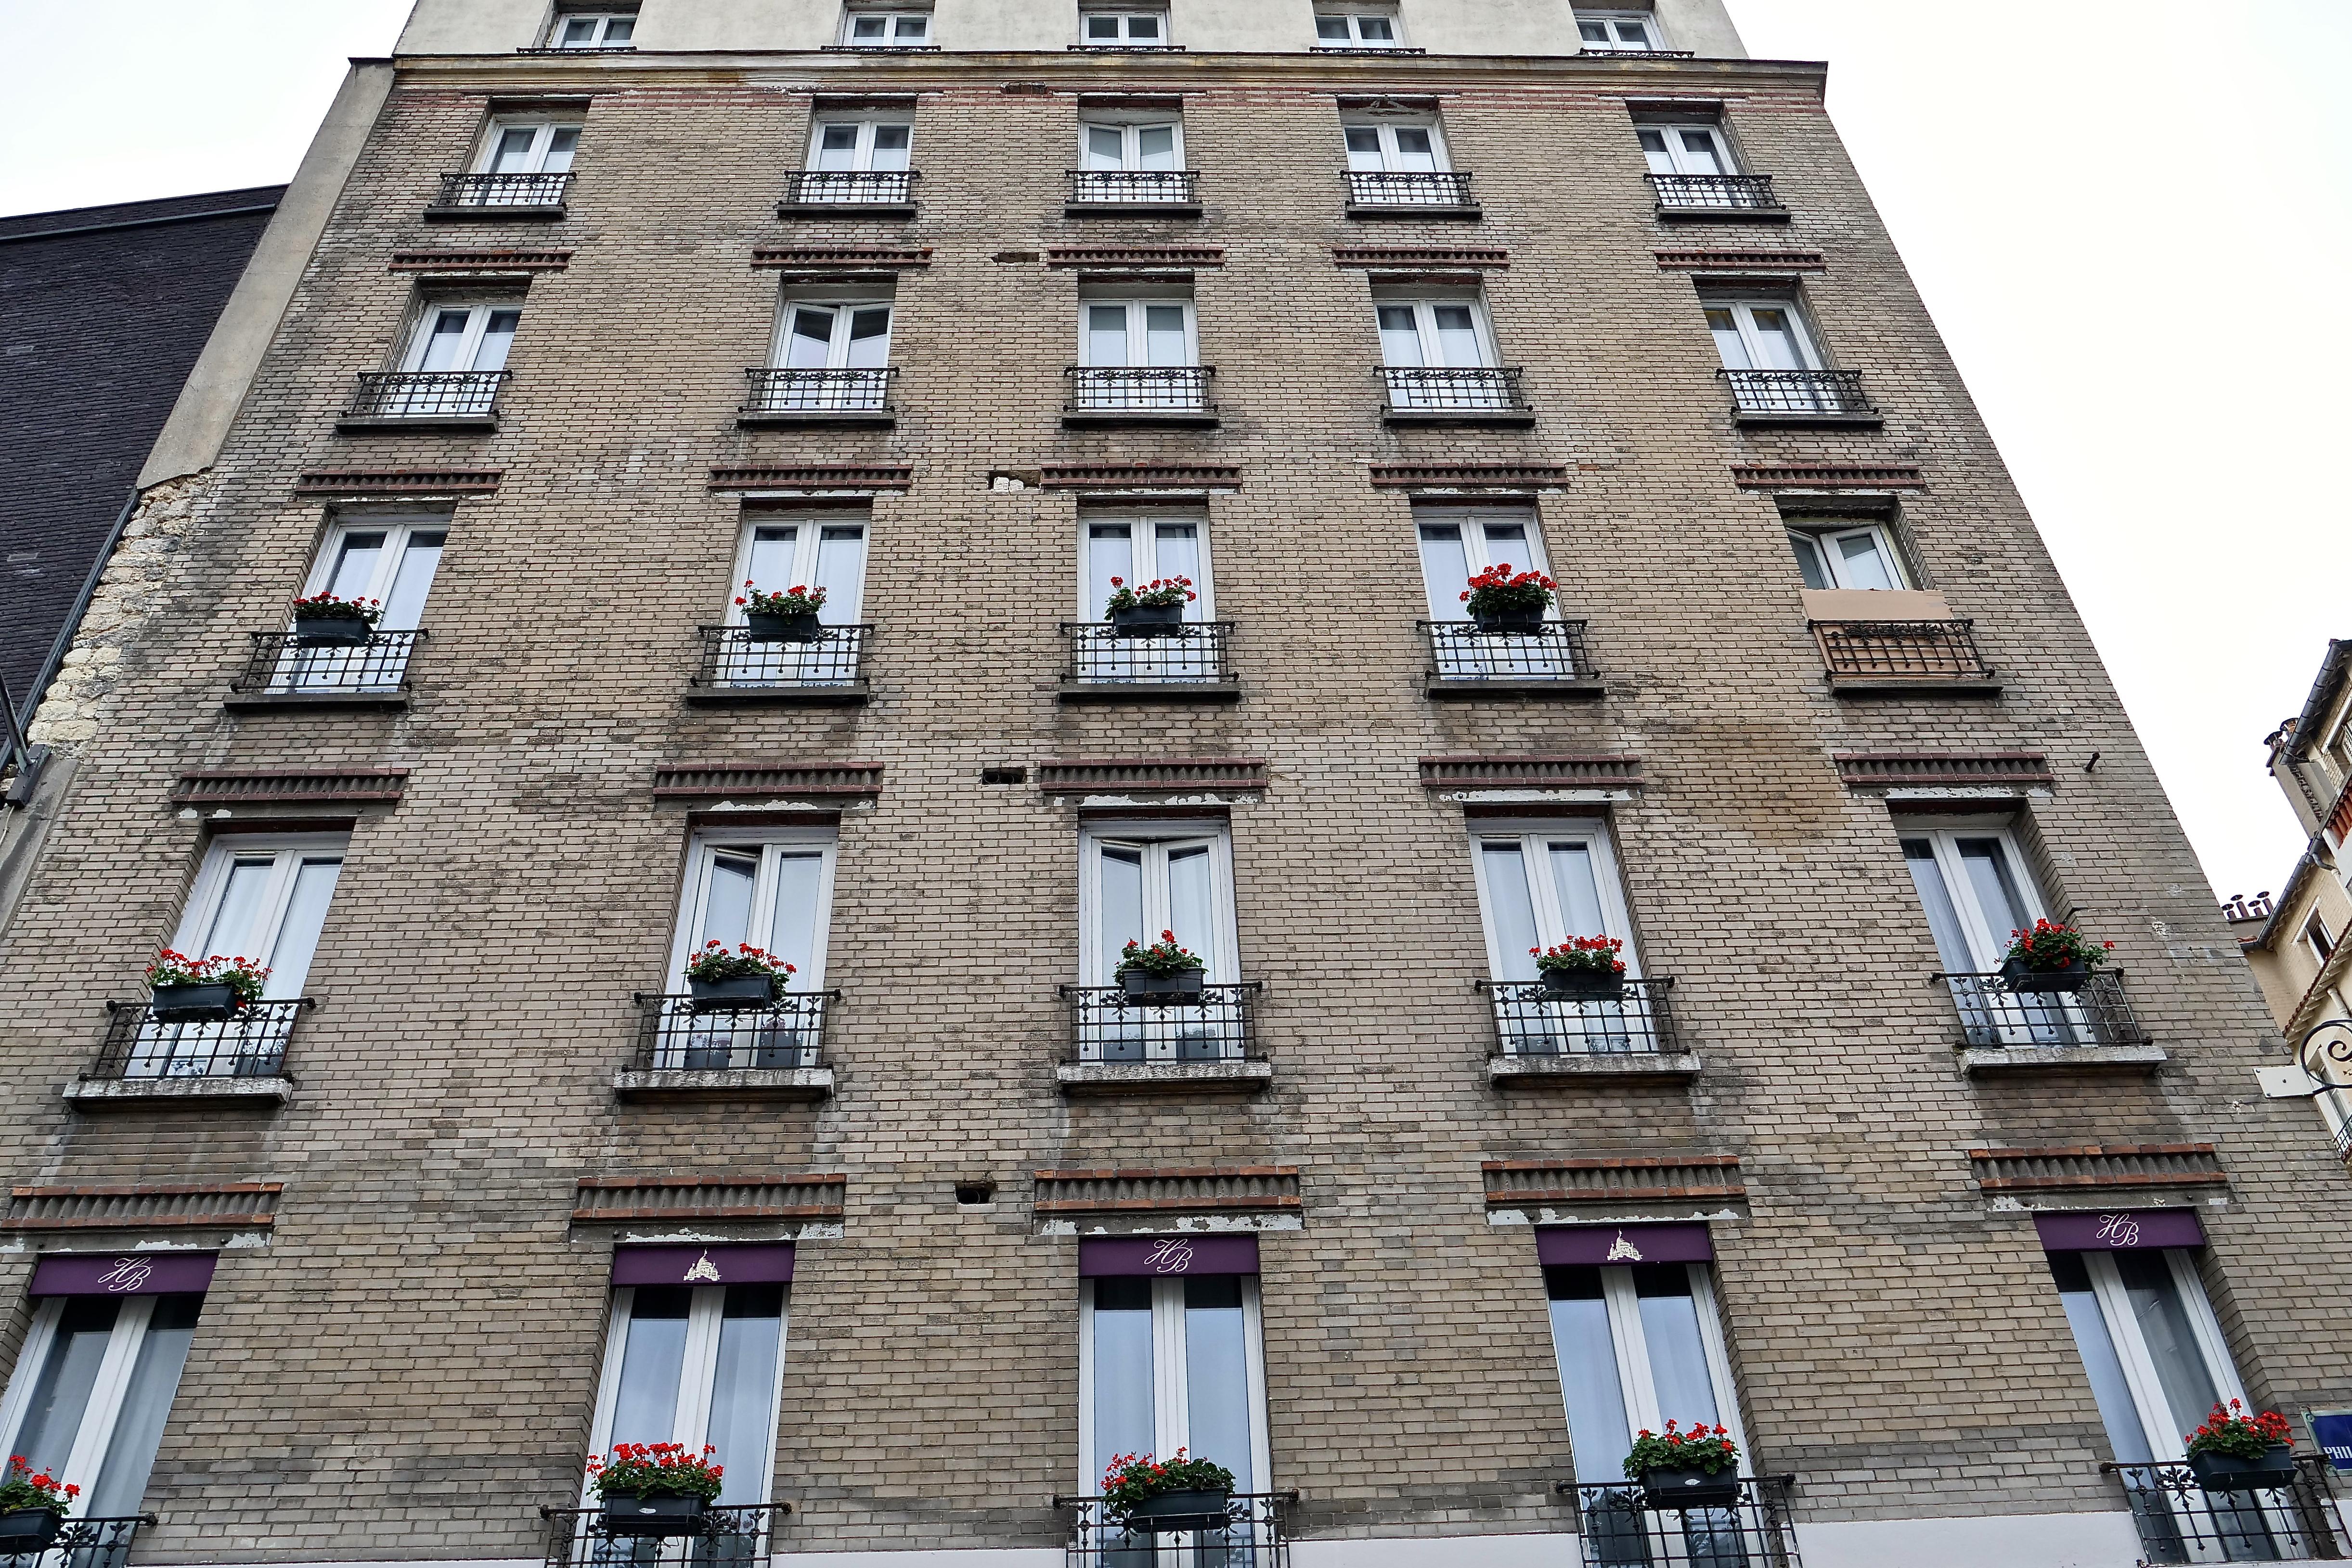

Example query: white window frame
[1898,819,2049,974]
[1373,293,1500,369]
[547,10,635,47]
[1637,122,1735,176]
[583,1283,792,1509]
[0,1295,194,1508]
[1413,503,1555,623]
[1078,294,1200,369]
[1579,9,1665,51]
[301,514,449,629]
[1078,820,1240,986]
[772,289,896,372]
[1079,7,1170,44]
[1078,116,1188,171]
[2306,913,2338,967]
[170,833,349,999]
[1079,509,1216,621]
[1342,117,1449,173]
[1314,9,1404,46]
[841,8,931,46]
[474,118,582,175]
[1076,1273,1274,1495]
[2072,1248,2250,1463]
[729,514,869,626]
[1467,819,1641,977]
[805,114,913,172]
[1561,1263,1748,1454]
[667,828,840,990]
[401,301,521,374]
[1785,518,1908,592]
[1703,296,1825,372]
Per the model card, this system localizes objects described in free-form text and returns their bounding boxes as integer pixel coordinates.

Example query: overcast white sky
[1,1,2344,906]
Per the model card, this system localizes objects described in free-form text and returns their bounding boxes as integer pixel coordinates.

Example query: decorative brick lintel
[1654,248,1824,271]
[1047,245,1224,269]
[1039,758,1269,793]
[1038,1166,1300,1181]
[652,763,885,800]
[1483,1157,1745,1205]
[571,1173,847,1222]
[1420,755,1644,791]
[5,1182,284,1230]
[1835,752,2055,789]
[709,465,913,491]
[171,768,410,806]
[1968,1144,2228,1193]
[1732,463,1924,490]
[1039,463,1242,490]
[1033,1166,1302,1213]
[388,249,571,272]
[1370,462,1569,490]
[1332,245,1509,269]
[293,468,504,497]
[752,245,933,270]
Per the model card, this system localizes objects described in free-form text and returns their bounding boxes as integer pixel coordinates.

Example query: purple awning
[29,1252,217,1297]
[2034,1209,2206,1253]
[1537,1223,1715,1268]
[1079,1235,1260,1277]
[612,1244,794,1287]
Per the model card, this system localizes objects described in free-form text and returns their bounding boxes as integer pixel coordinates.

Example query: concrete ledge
[1734,411,1885,430]
[1658,206,1791,223]
[1059,681,1240,704]
[1827,676,2003,698]
[776,203,918,221]
[1426,678,1605,700]
[1064,203,1203,219]
[683,685,869,708]
[1958,1044,2168,1074]
[335,415,500,434]
[422,204,566,221]
[1796,1508,2141,1568]
[1060,410,1220,428]
[613,1067,834,1102]
[735,411,895,429]
[65,1075,293,1108]
[1345,205,1484,221]
[223,692,409,714]
[1384,409,1538,428]
[1490,1053,1702,1085]
[1056,1060,1273,1096]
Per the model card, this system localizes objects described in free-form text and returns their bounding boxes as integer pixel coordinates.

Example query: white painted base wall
[1797,1510,2144,1568]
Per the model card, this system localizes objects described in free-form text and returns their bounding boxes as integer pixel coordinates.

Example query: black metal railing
[1720,369,1874,418]
[2108,1459,2347,1562]
[1347,170,1477,208]
[434,171,574,210]
[231,630,424,697]
[691,626,869,692]
[0,1514,152,1568]
[1069,42,1184,51]
[1580,46,1697,57]
[1061,1493,1290,1566]
[1811,620,1991,681]
[742,367,894,416]
[93,1001,310,1081]
[1067,169,1201,206]
[1423,620,1591,683]
[1308,44,1426,53]
[1937,970,2151,1050]
[632,993,833,1073]
[1381,366,1528,414]
[780,169,918,206]
[1563,1478,1801,1568]
[1484,979,1680,1059]
[1063,622,1234,686]
[543,1505,778,1568]
[1650,173,1783,212]
[1066,366,1215,414]
[346,371,509,421]
[1060,983,1261,1064]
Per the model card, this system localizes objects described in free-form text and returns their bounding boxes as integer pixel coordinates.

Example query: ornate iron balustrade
[1423,620,1591,683]
[1719,369,1874,418]
[1650,173,1784,212]
[1579,46,1697,56]
[232,630,424,697]
[346,371,509,421]
[94,1001,310,1080]
[1060,983,1261,1064]
[1066,169,1201,206]
[1060,1493,1291,1567]
[1936,971,2151,1050]
[1309,44,1426,53]
[1562,1478,1801,1568]
[1062,622,1235,687]
[632,993,833,1073]
[1065,366,1215,414]
[742,367,895,416]
[1381,366,1528,414]
[0,1514,152,1568]
[691,626,869,693]
[1347,170,1477,208]
[543,1505,779,1568]
[779,169,918,206]
[2107,1459,2347,1562]
[1484,979,1680,1059]
[433,171,574,210]
[1811,620,1991,681]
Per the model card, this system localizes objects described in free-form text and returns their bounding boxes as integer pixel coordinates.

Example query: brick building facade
[2,4,2344,1567]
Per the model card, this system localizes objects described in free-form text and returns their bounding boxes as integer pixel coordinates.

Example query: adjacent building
[3,5,2345,1568]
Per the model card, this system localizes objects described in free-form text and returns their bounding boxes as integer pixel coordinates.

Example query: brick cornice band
[1039,462,1242,489]
[5,1182,284,1230]
[572,1173,847,1222]
[1968,1144,2226,1193]
[170,768,410,806]
[293,468,503,497]
[1033,1166,1301,1214]
[652,762,885,799]
[1420,755,1643,790]
[1369,462,1569,490]
[1039,758,1269,793]
[1655,248,1825,271]
[1732,463,1924,490]
[389,249,571,272]
[1332,244,1509,269]
[709,464,913,491]
[1047,245,1224,269]
[1483,1157,1745,1205]
[1834,752,2055,789]
[752,244,932,269]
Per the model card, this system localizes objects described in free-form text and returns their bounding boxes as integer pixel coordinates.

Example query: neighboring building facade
[3,5,2347,1568]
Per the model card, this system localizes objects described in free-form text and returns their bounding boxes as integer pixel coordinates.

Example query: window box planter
[744,611,822,644]
[688,974,779,1014]
[1121,968,1206,1004]
[1637,1467,1742,1510]
[1109,603,1185,638]
[599,1493,708,1537]
[1119,1490,1232,1532]
[1541,968,1624,1002]
[1469,610,1547,638]
[2001,956,2091,993]
[2188,1446,2299,1492]
[0,1509,64,1552]
[292,618,376,647]
[149,983,242,1022]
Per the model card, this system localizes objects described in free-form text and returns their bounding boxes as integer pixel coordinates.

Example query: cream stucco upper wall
[394,0,1745,57]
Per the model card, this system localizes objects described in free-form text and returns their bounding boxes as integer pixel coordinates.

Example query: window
[1079,1262,1270,1505]
[1474,822,1659,1055]
[548,10,634,47]
[1414,505,1548,622]
[1579,10,1664,51]
[776,293,893,374]
[1081,7,1167,44]
[842,9,930,45]
[1703,297,1821,373]
[0,1281,205,1518]
[1638,122,1734,177]
[589,1264,790,1511]
[1902,821,2107,1048]
[808,116,912,173]
[1315,9,1402,46]
[2307,914,2337,967]
[1073,290,1205,411]
[1081,116,1184,172]
[1376,294,1496,369]
[1785,518,1905,591]
[403,301,521,375]
[477,118,581,176]
[672,830,838,991]
[171,836,346,1002]
[1082,823,1237,986]
[1084,511,1212,621]
[733,514,868,630]
[268,514,445,694]
[1344,118,1445,173]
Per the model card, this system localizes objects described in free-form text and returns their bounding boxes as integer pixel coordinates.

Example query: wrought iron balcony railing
[1811,620,1992,682]
[433,171,574,211]
[1720,368,1874,418]
[1060,982,1262,1064]
[1346,170,1478,209]
[742,367,895,417]
[691,626,869,694]
[345,371,509,422]
[1066,169,1201,206]
[231,630,424,698]
[779,169,918,207]
[1060,1493,1291,1567]
[1649,173,1784,213]
[543,1505,779,1568]
[95,1000,310,1080]
[1937,970,2151,1050]
[1561,1478,1801,1568]
[1381,366,1529,415]
[1423,620,1592,684]
[2107,1459,2348,1562]
[1579,46,1697,57]
[1484,978,1680,1059]
[1309,43,1426,53]
[1065,366,1215,415]
[1063,622,1235,687]
[0,1514,151,1568]
[632,993,833,1073]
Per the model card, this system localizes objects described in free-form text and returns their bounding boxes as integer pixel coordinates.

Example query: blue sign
[2311,1412,2352,1472]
